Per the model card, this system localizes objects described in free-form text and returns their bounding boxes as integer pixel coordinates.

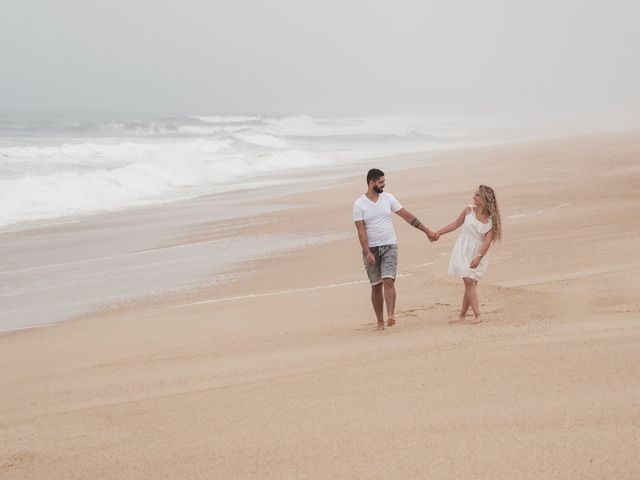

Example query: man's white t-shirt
[353,192,403,247]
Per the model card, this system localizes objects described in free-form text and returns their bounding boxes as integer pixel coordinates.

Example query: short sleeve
[387,194,402,212]
[353,201,364,221]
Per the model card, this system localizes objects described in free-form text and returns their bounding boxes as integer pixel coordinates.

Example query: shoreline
[2,130,639,478]
[0,141,472,333]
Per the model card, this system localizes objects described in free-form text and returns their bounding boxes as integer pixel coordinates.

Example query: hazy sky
[1,0,639,125]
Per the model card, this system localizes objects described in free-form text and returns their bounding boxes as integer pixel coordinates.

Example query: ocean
[0,113,502,230]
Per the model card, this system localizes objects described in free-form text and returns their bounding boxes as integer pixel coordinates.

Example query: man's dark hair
[366,168,384,185]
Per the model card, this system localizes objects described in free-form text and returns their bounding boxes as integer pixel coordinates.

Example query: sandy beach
[2,132,640,479]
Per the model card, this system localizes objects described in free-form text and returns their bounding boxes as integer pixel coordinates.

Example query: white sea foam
[190,115,262,124]
[233,132,289,149]
[507,209,545,219]
[0,114,500,229]
[508,203,571,220]
[174,273,415,308]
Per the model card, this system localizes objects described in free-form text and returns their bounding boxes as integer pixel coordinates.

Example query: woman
[435,185,502,323]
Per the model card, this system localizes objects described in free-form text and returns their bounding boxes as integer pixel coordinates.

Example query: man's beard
[373,186,383,193]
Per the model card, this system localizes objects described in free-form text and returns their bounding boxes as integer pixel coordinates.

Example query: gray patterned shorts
[362,244,398,286]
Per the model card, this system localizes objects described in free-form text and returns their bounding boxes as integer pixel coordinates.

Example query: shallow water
[0,188,350,331]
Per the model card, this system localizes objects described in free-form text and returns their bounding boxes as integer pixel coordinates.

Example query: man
[353,168,435,330]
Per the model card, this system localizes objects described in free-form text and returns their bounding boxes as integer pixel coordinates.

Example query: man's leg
[379,245,399,327]
[363,247,384,330]
[371,283,384,329]
[382,278,396,326]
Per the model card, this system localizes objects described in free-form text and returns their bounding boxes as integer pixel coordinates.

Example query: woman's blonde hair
[478,185,502,242]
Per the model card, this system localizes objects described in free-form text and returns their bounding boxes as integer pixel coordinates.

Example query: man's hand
[365,251,376,265]
[427,230,439,242]
[469,256,481,269]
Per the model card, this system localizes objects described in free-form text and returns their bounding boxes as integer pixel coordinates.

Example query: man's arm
[355,220,375,264]
[394,208,435,240]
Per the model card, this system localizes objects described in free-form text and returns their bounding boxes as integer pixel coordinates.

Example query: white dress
[448,205,493,281]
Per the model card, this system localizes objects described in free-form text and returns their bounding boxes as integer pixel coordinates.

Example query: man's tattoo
[410,217,422,228]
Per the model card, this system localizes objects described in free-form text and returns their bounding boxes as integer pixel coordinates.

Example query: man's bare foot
[449,315,466,323]
[386,317,396,327]
[376,321,385,331]
[470,315,482,324]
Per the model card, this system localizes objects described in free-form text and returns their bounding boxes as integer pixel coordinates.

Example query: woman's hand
[469,256,481,269]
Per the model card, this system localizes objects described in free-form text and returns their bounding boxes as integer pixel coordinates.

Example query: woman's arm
[470,230,494,268]
[436,207,470,238]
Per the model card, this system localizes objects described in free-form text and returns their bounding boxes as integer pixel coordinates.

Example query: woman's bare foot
[470,314,482,324]
[449,314,466,323]
[376,321,385,331]
[386,317,396,327]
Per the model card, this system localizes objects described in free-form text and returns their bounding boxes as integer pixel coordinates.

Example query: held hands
[426,230,440,243]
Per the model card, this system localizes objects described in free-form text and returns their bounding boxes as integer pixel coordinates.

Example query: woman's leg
[463,277,481,322]
[460,290,470,318]
[450,288,470,323]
